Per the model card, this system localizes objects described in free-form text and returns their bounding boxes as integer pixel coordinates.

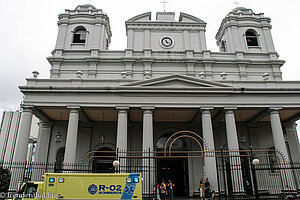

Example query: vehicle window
[24,184,38,198]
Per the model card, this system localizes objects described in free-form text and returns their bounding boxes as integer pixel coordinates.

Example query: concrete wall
[0,111,38,162]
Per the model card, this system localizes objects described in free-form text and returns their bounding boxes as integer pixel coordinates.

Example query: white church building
[11,4,300,196]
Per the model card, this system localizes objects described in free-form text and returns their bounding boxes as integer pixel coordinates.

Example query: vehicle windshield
[16,183,38,199]
[24,183,38,198]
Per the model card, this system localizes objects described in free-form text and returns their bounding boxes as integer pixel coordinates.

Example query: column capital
[200,109,213,115]
[69,109,80,114]
[224,108,237,114]
[268,107,283,113]
[67,105,81,111]
[200,106,214,111]
[116,106,129,110]
[142,106,155,112]
[38,121,53,128]
[116,107,129,114]
[224,107,237,111]
[21,106,34,113]
[284,122,297,129]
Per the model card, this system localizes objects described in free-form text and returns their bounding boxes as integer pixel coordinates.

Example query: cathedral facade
[13,5,300,196]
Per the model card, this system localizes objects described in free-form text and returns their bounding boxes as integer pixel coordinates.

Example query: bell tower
[49,4,112,78]
[216,7,277,55]
[53,4,111,53]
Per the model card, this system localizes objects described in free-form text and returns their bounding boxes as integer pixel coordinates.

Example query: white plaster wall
[89,122,117,151]
[0,112,12,161]
[188,157,202,197]
[47,121,67,162]
[30,115,39,138]
[133,31,144,50]
[4,112,21,162]
[150,31,184,51]
[189,32,201,52]
[76,126,91,163]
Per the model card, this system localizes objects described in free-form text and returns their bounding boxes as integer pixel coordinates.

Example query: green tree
[0,166,11,199]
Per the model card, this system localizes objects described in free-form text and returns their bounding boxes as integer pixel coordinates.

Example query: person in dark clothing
[204,178,211,200]
[167,180,175,200]
[154,181,161,200]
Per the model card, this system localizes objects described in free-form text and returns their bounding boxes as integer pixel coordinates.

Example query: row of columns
[13,107,293,168]
[14,107,292,162]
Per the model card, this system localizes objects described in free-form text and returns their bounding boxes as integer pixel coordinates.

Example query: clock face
[160,36,174,48]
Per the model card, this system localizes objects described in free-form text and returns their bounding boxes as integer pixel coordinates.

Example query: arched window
[245,29,259,46]
[156,134,185,151]
[73,28,87,43]
[55,147,65,172]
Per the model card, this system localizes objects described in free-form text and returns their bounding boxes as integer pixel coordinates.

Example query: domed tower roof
[75,4,97,11]
[231,6,253,14]
[216,6,276,54]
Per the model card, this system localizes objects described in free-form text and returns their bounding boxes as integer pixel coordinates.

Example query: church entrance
[157,158,189,197]
[155,130,206,197]
[92,147,115,173]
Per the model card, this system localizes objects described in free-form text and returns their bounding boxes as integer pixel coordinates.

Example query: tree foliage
[0,166,11,195]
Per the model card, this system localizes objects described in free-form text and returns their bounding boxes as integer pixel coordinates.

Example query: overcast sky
[0,0,299,138]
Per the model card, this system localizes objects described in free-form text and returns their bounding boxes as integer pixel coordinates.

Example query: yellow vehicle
[14,173,142,200]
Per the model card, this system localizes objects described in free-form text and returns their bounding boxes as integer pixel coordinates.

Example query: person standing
[160,180,167,200]
[210,191,215,200]
[199,178,205,199]
[204,178,211,200]
[153,181,161,200]
[167,180,175,200]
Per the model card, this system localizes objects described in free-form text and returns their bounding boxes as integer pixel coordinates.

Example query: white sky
[0,0,299,139]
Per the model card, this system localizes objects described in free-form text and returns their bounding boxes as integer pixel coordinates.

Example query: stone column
[116,107,128,173]
[116,108,128,151]
[3,112,22,162]
[224,108,244,192]
[64,108,80,164]
[13,107,34,162]
[10,107,33,190]
[285,123,300,161]
[269,109,296,189]
[201,108,218,192]
[0,112,10,162]
[225,109,240,151]
[142,107,154,195]
[269,109,290,161]
[31,122,52,180]
[142,108,154,151]
[35,122,52,163]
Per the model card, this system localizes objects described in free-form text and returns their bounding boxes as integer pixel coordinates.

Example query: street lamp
[251,157,260,199]
[55,130,62,144]
[252,158,260,166]
[113,160,120,173]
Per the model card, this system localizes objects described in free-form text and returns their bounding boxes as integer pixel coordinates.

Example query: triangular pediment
[123,74,233,88]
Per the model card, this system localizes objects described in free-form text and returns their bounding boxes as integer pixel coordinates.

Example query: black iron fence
[215,148,300,199]
[1,148,300,199]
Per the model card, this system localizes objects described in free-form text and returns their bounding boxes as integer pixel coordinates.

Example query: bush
[0,166,11,196]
